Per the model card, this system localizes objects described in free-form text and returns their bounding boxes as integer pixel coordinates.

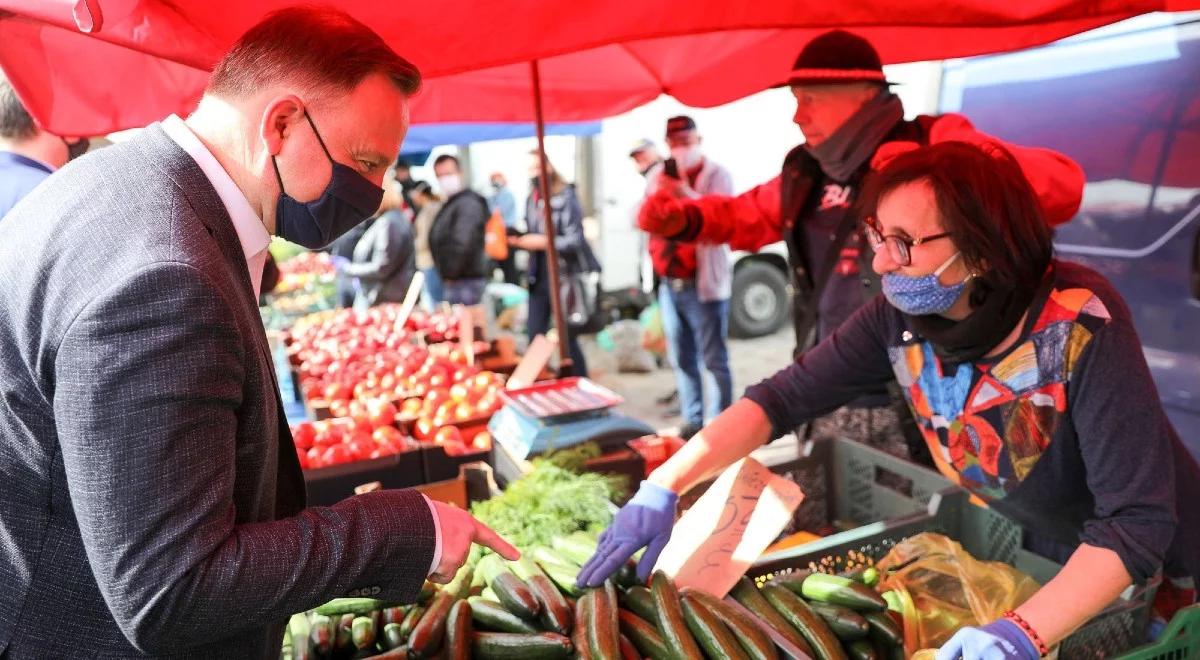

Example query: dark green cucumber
[730,577,814,658]
[864,611,903,650]
[382,622,406,650]
[493,572,542,621]
[315,597,388,617]
[419,581,437,604]
[846,639,881,660]
[861,568,880,588]
[838,566,868,582]
[588,582,622,660]
[681,589,778,660]
[620,586,657,624]
[288,613,312,660]
[335,613,355,651]
[381,606,406,627]
[470,632,575,659]
[618,610,672,660]
[613,561,638,590]
[477,553,512,586]
[574,591,595,660]
[400,605,426,638]
[650,571,703,660]
[352,616,376,650]
[801,573,887,612]
[409,590,455,658]
[766,570,812,595]
[808,601,870,641]
[680,593,750,660]
[445,600,471,660]
[468,597,539,634]
[619,634,641,660]
[761,584,848,660]
[529,574,573,635]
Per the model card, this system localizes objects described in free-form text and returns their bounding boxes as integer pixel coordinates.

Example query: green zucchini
[400,605,426,639]
[533,545,582,570]
[351,616,376,650]
[650,571,703,660]
[445,600,472,660]
[542,562,585,598]
[619,634,641,660]
[381,622,406,650]
[315,597,388,617]
[846,639,882,660]
[730,577,814,658]
[553,533,599,566]
[471,632,575,659]
[588,582,622,660]
[808,601,870,641]
[618,609,672,660]
[445,564,476,600]
[761,584,848,660]
[409,590,455,658]
[680,593,750,660]
[613,561,638,590]
[309,614,334,655]
[801,573,887,612]
[619,586,657,624]
[864,611,903,650]
[766,570,812,595]
[680,589,778,660]
[529,573,574,635]
[477,552,512,586]
[419,581,437,604]
[288,613,311,660]
[335,613,354,651]
[493,572,542,621]
[468,597,539,634]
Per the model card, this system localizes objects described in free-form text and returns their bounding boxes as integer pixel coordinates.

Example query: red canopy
[1,0,1194,136]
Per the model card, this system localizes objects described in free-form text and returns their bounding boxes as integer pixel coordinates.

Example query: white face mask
[437,174,463,196]
[670,145,703,170]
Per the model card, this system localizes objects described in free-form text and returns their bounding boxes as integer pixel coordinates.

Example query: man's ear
[260,96,305,157]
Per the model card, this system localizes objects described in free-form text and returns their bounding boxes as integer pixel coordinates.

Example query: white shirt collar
[160,114,271,299]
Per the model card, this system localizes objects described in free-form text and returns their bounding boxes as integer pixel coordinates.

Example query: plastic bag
[876,532,1041,653]
[638,302,666,356]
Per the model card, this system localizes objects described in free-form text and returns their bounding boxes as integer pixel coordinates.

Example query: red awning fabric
[0,1,1197,136]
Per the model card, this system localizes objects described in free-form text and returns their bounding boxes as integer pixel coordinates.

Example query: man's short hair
[0,73,38,141]
[206,6,421,101]
[433,154,460,170]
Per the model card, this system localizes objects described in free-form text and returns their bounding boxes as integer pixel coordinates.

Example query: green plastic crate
[749,436,1159,658]
[1115,605,1200,660]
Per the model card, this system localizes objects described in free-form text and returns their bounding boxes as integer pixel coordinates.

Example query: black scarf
[804,90,905,182]
[908,270,1050,366]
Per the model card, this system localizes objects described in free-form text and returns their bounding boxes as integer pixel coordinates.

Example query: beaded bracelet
[1003,610,1050,658]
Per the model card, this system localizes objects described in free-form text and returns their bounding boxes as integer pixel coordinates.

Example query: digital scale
[488,377,655,463]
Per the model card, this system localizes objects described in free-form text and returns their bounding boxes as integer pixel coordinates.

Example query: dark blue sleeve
[1068,319,1179,584]
[743,297,897,438]
[553,190,586,256]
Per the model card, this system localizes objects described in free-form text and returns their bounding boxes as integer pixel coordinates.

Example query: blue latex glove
[330,255,350,271]
[937,619,1040,660]
[575,481,677,587]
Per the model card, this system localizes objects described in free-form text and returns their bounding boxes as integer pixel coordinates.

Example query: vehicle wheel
[729,261,789,338]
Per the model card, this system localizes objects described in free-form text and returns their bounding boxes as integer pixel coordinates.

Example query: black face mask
[63,137,90,161]
[272,112,384,249]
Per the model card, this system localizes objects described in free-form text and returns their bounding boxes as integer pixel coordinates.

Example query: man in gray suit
[0,7,515,659]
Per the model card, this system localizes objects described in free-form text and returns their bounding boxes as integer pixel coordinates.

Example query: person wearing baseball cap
[628,138,661,177]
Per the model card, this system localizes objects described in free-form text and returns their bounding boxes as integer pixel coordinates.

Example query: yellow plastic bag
[876,532,1041,654]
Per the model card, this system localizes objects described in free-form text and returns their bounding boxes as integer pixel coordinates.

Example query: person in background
[488,171,521,284]
[644,116,735,439]
[637,29,1084,467]
[628,137,661,177]
[338,178,417,307]
[410,180,445,309]
[0,8,516,657]
[0,72,90,220]
[510,151,600,377]
[329,214,374,307]
[429,154,490,305]
[393,155,417,211]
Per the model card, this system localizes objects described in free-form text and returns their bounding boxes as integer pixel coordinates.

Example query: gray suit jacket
[0,125,436,658]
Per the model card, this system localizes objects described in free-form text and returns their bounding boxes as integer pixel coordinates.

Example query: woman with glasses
[576,141,1200,659]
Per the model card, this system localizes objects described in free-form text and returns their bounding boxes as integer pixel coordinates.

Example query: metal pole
[530,59,573,375]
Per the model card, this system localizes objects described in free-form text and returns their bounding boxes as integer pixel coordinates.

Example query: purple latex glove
[575,481,677,587]
[937,618,1040,660]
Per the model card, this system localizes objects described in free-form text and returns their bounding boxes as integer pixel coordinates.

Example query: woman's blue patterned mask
[882,252,972,316]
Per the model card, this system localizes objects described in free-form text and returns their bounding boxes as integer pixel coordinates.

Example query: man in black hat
[637,30,1084,469]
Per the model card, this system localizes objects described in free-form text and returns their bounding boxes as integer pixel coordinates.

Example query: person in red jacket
[638,30,1085,495]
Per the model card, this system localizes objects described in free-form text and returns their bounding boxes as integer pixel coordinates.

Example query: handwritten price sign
[654,458,804,597]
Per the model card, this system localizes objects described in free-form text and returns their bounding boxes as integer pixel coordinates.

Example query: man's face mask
[63,137,90,161]
[272,111,384,249]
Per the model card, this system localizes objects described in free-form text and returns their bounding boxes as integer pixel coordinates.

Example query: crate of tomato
[397,370,506,482]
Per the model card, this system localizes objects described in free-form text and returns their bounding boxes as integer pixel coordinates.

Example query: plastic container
[1113,604,1200,660]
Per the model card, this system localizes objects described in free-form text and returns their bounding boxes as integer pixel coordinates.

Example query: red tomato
[322,444,352,466]
[367,400,396,428]
[454,402,474,421]
[472,373,493,391]
[323,382,352,402]
[313,426,343,449]
[347,439,373,461]
[306,446,324,468]
[372,426,402,445]
[442,440,469,456]
[414,417,438,440]
[351,414,373,435]
[428,372,447,390]
[449,383,471,404]
[434,426,463,446]
[471,431,494,451]
[292,422,316,449]
[400,398,423,418]
[328,399,350,419]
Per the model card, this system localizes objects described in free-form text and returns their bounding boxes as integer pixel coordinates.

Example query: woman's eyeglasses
[863,218,951,267]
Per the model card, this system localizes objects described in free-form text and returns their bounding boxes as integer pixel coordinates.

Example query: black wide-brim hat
[783,29,897,87]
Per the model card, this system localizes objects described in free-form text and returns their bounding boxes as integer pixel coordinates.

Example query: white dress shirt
[160,115,443,574]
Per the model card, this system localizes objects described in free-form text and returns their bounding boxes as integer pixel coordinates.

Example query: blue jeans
[421,267,444,310]
[442,277,486,306]
[661,284,731,426]
[528,277,588,377]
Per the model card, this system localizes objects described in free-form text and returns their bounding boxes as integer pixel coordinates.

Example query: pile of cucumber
[281,532,904,660]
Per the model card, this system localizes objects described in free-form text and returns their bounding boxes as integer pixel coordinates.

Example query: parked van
[941,12,1200,455]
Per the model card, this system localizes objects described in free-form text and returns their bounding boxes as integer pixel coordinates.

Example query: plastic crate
[1114,605,1200,660]
[749,449,1160,658]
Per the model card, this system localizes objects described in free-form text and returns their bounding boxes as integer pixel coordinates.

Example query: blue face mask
[272,112,384,249]
[881,252,973,316]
